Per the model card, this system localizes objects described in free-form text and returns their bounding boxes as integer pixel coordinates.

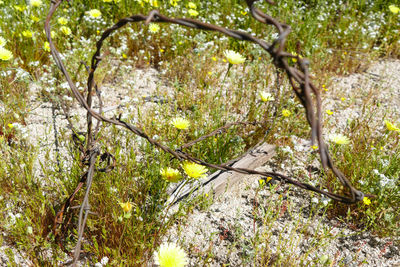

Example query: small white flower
[100,256,109,265]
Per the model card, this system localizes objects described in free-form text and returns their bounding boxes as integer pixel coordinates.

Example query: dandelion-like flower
[363,197,371,205]
[188,2,196,9]
[171,117,190,130]
[282,109,291,117]
[259,91,274,102]
[58,17,68,25]
[325,109,333,115]
[384,120,400,132]
[60,26,72,36]
[0,36,6,47]
[22,30,33,38]
[329,133,350,145]
[43,41,50,52]
[149,23,160,33]
[88,9,102,18]
[154,243,188,267]
[30,0,42,7]
[119,201,133,213]
[188,9,199,17]
[0,47,13,61]
[389,5,399,14]
[160,167,182,183]
[223,50,245,64]
[182,161,207,179]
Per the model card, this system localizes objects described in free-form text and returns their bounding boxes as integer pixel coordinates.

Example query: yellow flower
[119,201,133,213]
[182,161,207,179]
[43,41,50,52]
[0,36,6,47]
[282,109,291,117]
[154,243,188,267]
[8,123,14,128]
[224,50,245,64]
[188,2,196,9]
[363,197,371,205]
[160,167,182,183]
[188,9,199,17]
[171,117,190,130]
[384,120,400,132]
[87,9,102,18]
[311,145,318,150]
[14,5,25,12]
[211,56,217,61]
[150,0,159,7]
[259,91,274,102]
[329,133,350,145]
[31,15,40,22]
[170,0,181,7]
[0,47,13,61]
[22,30,33,38]
[103,0,112,2]
[30,0,42,7]
[325,109,333,115]
[389,5,399,14]
[58,17,68,25]
[340,97,346,101]
[60,26,72,36]
[241,10,247,16]
[149,23,160,33]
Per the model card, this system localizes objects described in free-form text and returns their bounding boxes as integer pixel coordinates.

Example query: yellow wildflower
[154,243,188,267]
[0,36,6,47]
[43,41,50,52]
[188,9,199,16]
[325,109,333,115]
[22,30,33,38]
[0,47,13,61]
[182,161,207,179]
[30,0,42,7]
[8,123,14,128]
[188,2,196,9]
[384,120,400,132]
[60,26,72,36]
[87,9,102,18]
[311,145,318,150]
[259,91,274,102]
[223,50,245,64]
[160,167,182,183]
[58,17,68,25]
[149,23,160,33]
[149,0,159,7]
[329,133,350,145]
[170,0,181,7]
[31,15,40,22]
[363,197,371,205]
[119,201,133,213]
[171,117,190,130]
[389,5,399,14]
[14,5,25,12]
[282,109,291,117]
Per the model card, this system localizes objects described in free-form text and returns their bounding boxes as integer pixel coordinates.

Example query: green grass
[0,0,400,265]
